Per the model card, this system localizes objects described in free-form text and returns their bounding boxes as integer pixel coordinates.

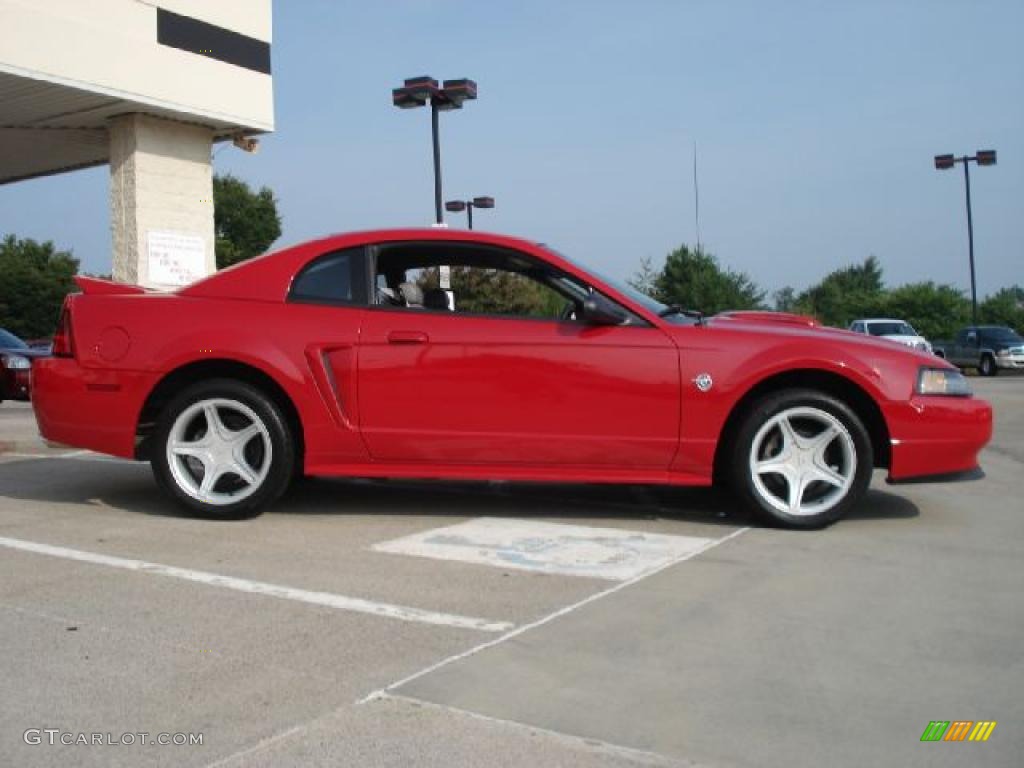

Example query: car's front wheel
[151,379,295,519]
[729,389,873,529]
[979,354,997,377]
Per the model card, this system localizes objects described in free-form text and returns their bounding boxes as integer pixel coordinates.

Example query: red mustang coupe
[31,229,992,528]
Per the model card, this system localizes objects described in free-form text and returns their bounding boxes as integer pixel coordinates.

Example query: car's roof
[855,318,910,324]
[166,229,944,357]
[179,229,552,303]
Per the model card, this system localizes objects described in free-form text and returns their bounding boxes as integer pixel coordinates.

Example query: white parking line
[0,536,512,633]
[0,450,126,462]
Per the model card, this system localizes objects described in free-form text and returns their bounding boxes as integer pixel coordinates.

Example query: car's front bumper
[885,395,993,482]
[995,354,1024,370]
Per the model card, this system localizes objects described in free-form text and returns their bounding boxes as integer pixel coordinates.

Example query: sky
[1,0,1022,299]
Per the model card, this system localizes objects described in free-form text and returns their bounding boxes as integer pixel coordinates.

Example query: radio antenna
[693,140,702,253]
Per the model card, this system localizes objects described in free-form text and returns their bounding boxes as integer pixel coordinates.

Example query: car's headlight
[0,354,31,370]
[917,367,971,396]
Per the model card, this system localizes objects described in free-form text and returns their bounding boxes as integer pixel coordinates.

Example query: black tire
[979,354,998,377]
[728,389,873,530]
[151,378,295,519]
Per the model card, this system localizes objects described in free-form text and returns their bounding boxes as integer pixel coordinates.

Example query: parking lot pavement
[0,379,1021,767]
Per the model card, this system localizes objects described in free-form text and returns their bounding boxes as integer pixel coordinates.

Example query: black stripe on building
[157,9,271,75]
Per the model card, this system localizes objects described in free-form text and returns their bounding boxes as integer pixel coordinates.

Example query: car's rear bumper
[31,358,155,458]
[885,395,993,481]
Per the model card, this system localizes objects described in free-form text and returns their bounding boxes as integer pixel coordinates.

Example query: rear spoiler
[74,276,150,295]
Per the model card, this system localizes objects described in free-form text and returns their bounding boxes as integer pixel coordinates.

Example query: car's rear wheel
[151,379,294,519]
[729,389,873,529]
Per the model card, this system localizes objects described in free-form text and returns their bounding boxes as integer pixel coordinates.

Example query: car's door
[960,329,979,361]
[284,245,372,463]
[356,244,680,468]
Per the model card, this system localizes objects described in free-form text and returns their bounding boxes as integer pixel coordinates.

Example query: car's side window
[966,331,978,346]
[371,242,641,324]
[289,247,368,306]
[851,322,864,333]
[417,265,567,319]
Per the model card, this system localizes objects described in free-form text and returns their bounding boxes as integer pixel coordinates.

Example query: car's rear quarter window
[289,247,368,305]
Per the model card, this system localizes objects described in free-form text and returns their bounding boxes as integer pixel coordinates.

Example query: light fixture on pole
[934,149,997,323]
[445,196,495,229]
[392,76,478,225]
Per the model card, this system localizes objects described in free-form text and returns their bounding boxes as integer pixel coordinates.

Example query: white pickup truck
[848,318,932,353]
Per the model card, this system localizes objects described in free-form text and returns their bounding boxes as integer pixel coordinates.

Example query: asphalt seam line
[379,692,707,767]
[0,536,512,633]
[357,526,750,703]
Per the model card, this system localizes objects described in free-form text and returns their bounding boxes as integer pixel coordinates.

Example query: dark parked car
[933,326,1024,376]
[0,328,49,402]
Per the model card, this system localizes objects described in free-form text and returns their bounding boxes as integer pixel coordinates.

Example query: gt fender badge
[694,373,713,392]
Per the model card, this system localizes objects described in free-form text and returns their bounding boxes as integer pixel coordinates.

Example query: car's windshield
[542,246,700,324]
[0,329,27,349]
[867,321,916,337]
[982,328,1023,345]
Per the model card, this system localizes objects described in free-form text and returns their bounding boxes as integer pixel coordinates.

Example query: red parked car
[1,328,48,402]
[31,229,992,528]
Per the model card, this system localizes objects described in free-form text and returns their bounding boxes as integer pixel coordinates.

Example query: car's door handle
[387,330,429,345]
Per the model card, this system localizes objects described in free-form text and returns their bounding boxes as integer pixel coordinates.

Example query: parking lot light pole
[934,150,997,324]
[392,77,478,225]
[445,196,495,230]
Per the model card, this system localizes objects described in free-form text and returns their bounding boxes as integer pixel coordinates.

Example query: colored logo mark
[920,721,997,742]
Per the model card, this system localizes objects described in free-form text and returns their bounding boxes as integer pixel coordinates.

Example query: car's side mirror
[581,293,627,326]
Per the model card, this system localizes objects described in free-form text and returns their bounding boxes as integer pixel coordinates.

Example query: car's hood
[696,313,939,361]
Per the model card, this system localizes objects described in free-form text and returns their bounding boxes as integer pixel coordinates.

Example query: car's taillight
[52,298,75,358]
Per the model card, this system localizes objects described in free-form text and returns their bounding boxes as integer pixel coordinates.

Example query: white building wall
[0,0,274,131]
[109,114,215,288]
[0,0,274,286]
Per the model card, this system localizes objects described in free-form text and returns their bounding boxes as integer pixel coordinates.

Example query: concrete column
[109,114,216,288]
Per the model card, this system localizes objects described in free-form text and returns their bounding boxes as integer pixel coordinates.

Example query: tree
[794,256,886,327]
[0,235,79,339]
[980,285,1024,332]
[628,256,662,299]
[213,174,282,269]
[882,282,971,341]
[655,245,764,314]
[773,286,797,313]
[417,267,565,318]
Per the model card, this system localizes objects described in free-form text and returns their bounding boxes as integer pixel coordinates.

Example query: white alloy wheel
[748,406,857,517]
[166,398,272,506]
